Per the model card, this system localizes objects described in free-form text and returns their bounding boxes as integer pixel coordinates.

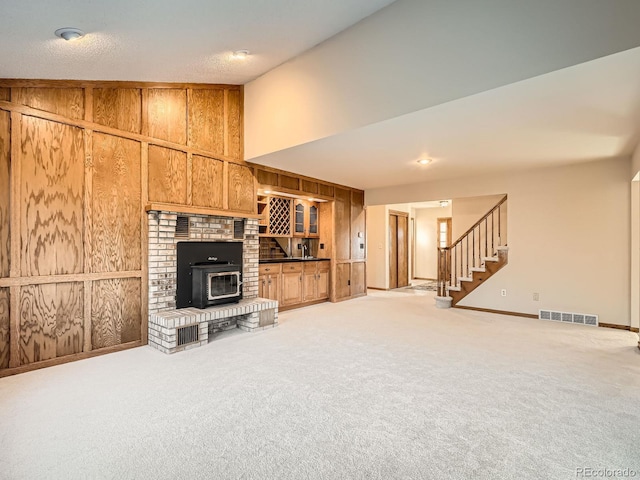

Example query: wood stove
[176,241,243,309]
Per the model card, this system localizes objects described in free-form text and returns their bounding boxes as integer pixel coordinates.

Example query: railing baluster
[491,212,494,254]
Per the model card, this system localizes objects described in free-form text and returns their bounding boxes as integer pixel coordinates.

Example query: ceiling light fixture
[439,200,449,207]
[55,27,85,41]
[232,49,250,59]
[417,159,431,165]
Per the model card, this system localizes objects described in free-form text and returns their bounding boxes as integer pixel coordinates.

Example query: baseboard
[632,327,640,333]
[453,305,538,319]
[367,286,388,291]
[412,277,435,281]
[599,323,637,332]
[279,299,328,312]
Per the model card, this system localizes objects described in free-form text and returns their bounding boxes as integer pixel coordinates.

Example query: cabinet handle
[265,268,270,271]
[268,279,272,285]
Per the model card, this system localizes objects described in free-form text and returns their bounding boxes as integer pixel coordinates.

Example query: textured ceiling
[0,0,395,83]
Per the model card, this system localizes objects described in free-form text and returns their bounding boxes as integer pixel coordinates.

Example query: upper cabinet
[293,199,319,238]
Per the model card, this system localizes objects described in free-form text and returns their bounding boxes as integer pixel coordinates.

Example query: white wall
[366,158,631,326]
[245,0,640,159]
[413,205,451,279]
[451,194,505,241]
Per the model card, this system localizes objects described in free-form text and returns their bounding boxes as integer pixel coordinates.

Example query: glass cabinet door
[294,202,305,235]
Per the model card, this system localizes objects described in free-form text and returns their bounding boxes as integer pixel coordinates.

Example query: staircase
[437,195,508,307]
[259,237,288,259]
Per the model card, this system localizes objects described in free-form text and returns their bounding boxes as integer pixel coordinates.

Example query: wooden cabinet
[293,199,319,238]
[302,261,330,302]
[281,263,303,306]
[258,195,292,237]
[334,261,367,301]
[258,261,330,309]
[258,263,281,302]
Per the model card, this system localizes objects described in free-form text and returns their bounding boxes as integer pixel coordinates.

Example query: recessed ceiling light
[55,27,85,41]
[440,200,449,207]
[232,49,250,59]
[417,159,431,165]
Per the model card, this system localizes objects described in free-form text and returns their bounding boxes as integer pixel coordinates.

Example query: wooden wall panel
[0,110,9,277]
[0,288,9,369]
[351,190,366,260]
[93,88,141,133]
[20,116,84,276]
[301,179,318,195]
[92,133,141,272]
[148,146,187,204]
[256,168,278,187]
[228,163,255,213]
[12,88,84,120]
[351,262,366,297]
[279,174,300,191]
[334,188,351,260]
[147,89,187,144]
[0,89,9,101]
[227,89,242,160]
[19,282,84,365]
[91,278,141,349]
[188,89,224,155]
[192,155,224,208]
[318,183,334,197]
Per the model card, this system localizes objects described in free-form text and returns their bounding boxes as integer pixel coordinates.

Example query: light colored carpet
[1,290,639,480]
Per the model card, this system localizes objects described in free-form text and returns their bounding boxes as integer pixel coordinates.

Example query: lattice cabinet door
[268,197,292,236]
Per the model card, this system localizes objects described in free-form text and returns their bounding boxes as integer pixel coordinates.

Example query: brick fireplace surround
[147,212,277,353]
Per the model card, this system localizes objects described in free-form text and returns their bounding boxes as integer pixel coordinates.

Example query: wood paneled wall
[0,79,246,376]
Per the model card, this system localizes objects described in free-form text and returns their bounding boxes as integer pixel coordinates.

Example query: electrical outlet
[533,292,539,301]
[501,289,507,297]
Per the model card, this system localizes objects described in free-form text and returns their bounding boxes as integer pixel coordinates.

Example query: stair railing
[437,195,507,297]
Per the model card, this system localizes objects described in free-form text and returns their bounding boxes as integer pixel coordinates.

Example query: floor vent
[539,310,598,327]
[175,215,190,239]
[177,324,199,346]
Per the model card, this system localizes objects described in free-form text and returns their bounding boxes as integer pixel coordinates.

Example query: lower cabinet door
[303,271,317,302]
[317,270,330,300]
[335,263,351,300]
[281,272,303,306]
[351,261,366,297]
[267,274,280,302]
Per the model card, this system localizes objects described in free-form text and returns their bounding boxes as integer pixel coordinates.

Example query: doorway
[389,210,409,288]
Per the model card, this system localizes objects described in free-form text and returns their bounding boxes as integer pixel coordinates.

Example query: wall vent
[539,310,598,327]
[177,324,199,346]
[175,215,190,239]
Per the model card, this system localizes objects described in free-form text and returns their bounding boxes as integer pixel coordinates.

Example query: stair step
[470,267,486,273]
[483,256,499,263]
[446,285,461,292]
[459,277,473,283]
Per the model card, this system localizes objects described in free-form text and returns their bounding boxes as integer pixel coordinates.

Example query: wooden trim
[83,280,92,353]
[140,88,149,137]
[145,202,261,219]
[256,184,335,203]
[413,277,436,281]
[453,305,538,319]
[388,209,409,217]
[223,89,229,157]
[0,100,247,166]
[599,323,636,331]
[367,286,388,291]
[9,285,19,368]
[0,79,242,90]
[83,129,94,353]
[222,161,229,210]
[631,327,639,333]
[9,111,20,278]
[0,270,143,287]
[140,142,149,346]
[186,152,193,205]
[238,86,245,162]
[0,340,143,378]
[278,299,329,312]
[84,87,93,122]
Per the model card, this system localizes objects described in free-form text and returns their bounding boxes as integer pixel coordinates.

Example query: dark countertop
[259,257,331,264]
